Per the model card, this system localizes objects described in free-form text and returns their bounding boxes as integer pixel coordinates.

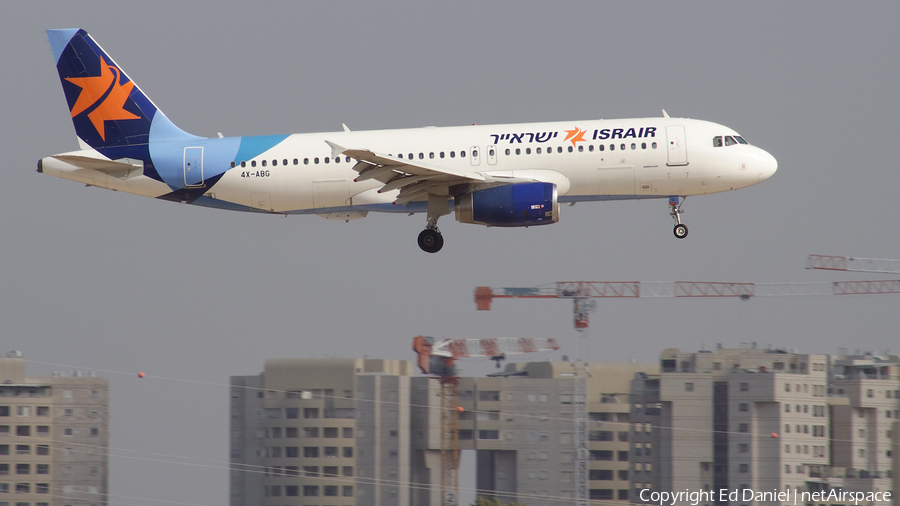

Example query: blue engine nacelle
[454,182,559,227]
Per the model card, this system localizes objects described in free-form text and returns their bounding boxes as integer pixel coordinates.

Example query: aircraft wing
[326,141,493,204]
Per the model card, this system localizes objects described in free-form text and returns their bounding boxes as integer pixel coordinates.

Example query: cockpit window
[724,136,737,146]
[713,136,723,147]
[734,136,748,144]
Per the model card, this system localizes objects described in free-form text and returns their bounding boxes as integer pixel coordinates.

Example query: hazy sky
[3,2,900,505]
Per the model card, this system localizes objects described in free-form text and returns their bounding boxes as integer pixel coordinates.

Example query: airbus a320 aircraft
[39,29,777,253]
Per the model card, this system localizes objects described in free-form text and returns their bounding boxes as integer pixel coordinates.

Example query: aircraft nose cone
[758,149,777,182]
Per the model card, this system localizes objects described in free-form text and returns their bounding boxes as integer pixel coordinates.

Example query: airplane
[39,29,777,253]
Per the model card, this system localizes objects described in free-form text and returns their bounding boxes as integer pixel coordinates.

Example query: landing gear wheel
[418,229,444,253]
[673,224,688,239]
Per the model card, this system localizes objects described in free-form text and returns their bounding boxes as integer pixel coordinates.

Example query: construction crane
[474,278,900,505]
[807,254,900,274]
[412,336,560,506]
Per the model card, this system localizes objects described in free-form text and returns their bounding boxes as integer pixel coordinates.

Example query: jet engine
[454,182,559,227]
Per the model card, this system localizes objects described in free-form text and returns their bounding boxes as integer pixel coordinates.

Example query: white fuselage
[41,116,777,218]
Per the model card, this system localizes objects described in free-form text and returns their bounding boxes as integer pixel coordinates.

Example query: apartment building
[630,346,833,504]
[229,358,412,506]
[830,353,899,495]
[411,361,657,506]
[0,352,109,506]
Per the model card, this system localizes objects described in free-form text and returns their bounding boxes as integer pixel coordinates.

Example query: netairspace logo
[639,488,892,505]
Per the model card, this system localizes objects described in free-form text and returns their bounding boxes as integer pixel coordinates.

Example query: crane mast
[412,336,560,506]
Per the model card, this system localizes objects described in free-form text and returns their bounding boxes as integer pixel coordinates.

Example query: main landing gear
[417,195,450,253]
[418,226,443,253]
[669,196,688,239]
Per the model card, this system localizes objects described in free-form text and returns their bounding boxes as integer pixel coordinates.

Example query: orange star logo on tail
[563,127,587,146]
[65,57,140,140]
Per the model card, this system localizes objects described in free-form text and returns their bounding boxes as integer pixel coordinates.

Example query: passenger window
[230,161,235,168]
[418,153,424,160]
[324,157,330,164]
[610,144,615,151]
[525,148,531,155]
[398,153,403,158]
[284,159,289,165]
[641,143,646,149]
[725,136,737,146]
[408,153,413,159]
[505,149,510,155]
[303,158,309,165]
[346,157,351,163]
[588,145,593,152]
[251,161,257,167]
[472,150,478,157]
[489,149,495,156]
[620,144,626,150]
[567,146,573,153]
[314,158,319,164]
[713,136,723,147]
[272,160,277,166]
[241,161,246,167]
[536,147,541,154]
[334,157,340,163]
[461,151,466,158]
[598,145,605,151]
[429,152,434,159]
[293,159,298,165]
[631,143,636,150]
[557,146,563,153]
[652,142,657,149]
[262,160,267,167]
[440,152,445,158]
[515,148,521,155]
[450,152,455,158]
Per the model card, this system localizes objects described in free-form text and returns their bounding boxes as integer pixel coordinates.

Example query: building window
[343,485,354,496]
[739,403,748,412]
[303,447,319,458]
[739,443,748,453]
[478,430,500,440]
[343,447,353,458]
[478,391,500,401]
[285,485,299,496]
[15,445,29,455]
[286,427,298,438]
[90,428,99,436]
[324,485,338,496]
[303,485,319,496]
[303,408,319,419]
[324,446,338,457]
[285,446,299,458]
[343,427,353,438]
[16,464,29,475]
[738,423,749,433]
[685,382,694,392]
[323,427,339,438]
[740,383,749,392]
[15,426,29,437]
[739,463,748,473]
[303,427,319,438]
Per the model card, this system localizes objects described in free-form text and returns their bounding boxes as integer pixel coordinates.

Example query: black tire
[417,229,444,253]
[673,224,688,239]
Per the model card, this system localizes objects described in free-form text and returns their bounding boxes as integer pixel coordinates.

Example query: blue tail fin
[47,29,199,151]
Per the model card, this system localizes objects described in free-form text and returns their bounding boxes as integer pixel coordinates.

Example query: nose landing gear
[669,196,688,239]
